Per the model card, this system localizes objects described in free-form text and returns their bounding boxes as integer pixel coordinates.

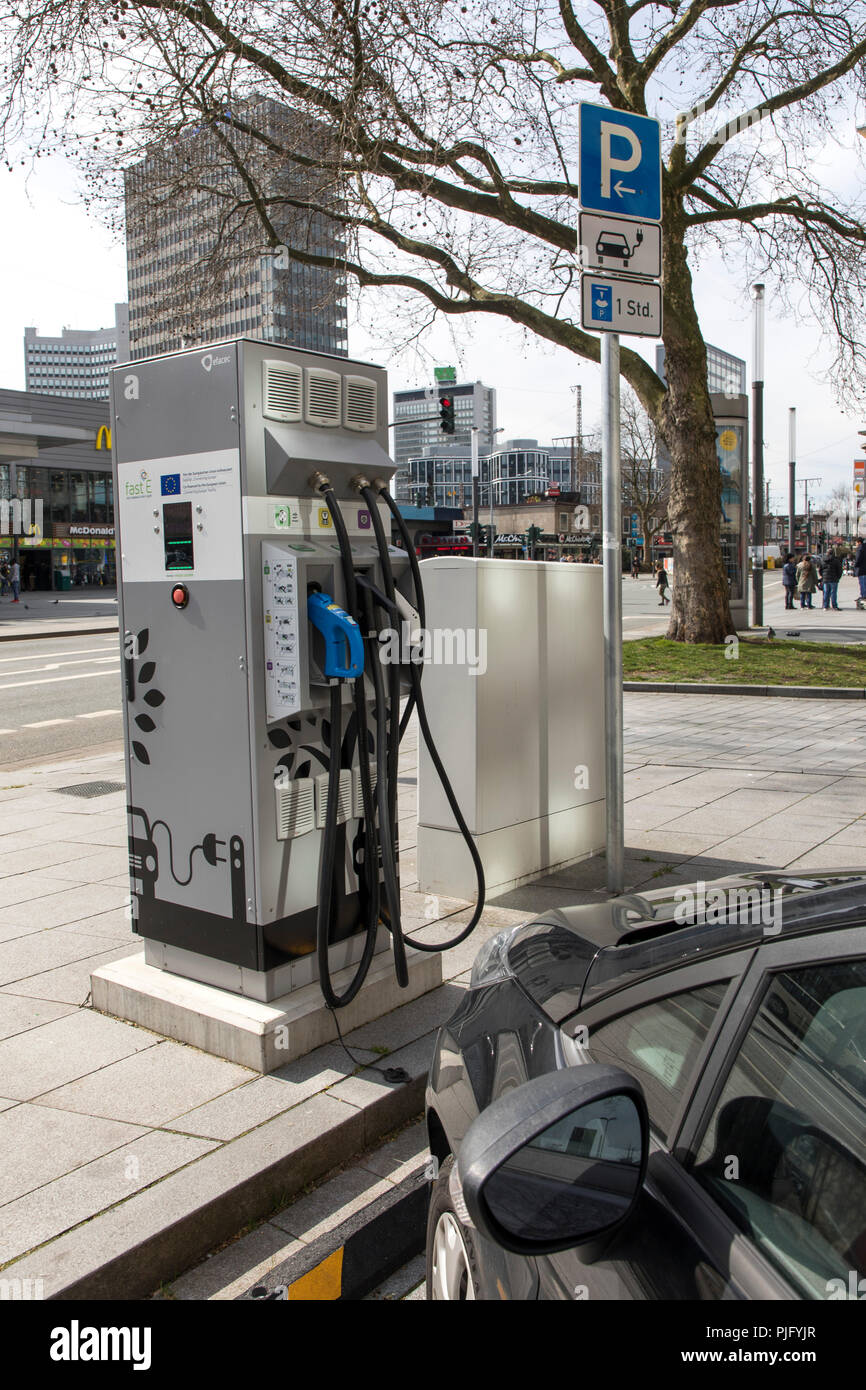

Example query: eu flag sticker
[161,473,181,496]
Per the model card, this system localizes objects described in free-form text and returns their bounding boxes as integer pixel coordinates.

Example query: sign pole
[601,333,625,893]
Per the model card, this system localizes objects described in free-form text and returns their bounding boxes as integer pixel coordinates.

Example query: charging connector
[202,833,227,867]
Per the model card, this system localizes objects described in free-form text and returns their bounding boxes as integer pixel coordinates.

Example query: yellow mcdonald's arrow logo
[95,425,112,451]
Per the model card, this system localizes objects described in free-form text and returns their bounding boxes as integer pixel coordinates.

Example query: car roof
[505,871,866,1026]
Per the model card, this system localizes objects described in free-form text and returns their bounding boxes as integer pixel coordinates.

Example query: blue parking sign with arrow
[579,104,662,222]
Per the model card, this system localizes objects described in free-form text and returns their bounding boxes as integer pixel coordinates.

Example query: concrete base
[418,798,606,899]
[90,947,443,1072]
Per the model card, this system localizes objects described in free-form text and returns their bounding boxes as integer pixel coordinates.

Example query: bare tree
[4,1,866,642]
[620,389,669,560]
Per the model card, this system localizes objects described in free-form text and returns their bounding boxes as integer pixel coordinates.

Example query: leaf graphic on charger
[296,760,311,779]
[135,713,156,733]
[143,689,165,708]
[136,628,149,656]
[132,741,150,765]
[139,661,156,684]
[268,728,291,749]
[321,719,331,748]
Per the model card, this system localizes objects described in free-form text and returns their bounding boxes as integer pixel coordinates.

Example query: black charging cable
[367,480,487,952]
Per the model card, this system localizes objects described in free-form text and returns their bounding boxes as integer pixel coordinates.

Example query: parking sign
[579,104,662,223]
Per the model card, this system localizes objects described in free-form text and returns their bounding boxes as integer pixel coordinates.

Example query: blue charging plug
[307,591,365,679]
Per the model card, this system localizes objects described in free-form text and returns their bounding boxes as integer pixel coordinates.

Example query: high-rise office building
[392,379,496,500]
[23,305,130,400]
[125,98,347,360]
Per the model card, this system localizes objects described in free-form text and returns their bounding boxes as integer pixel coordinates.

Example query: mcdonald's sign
[95,425,112,451]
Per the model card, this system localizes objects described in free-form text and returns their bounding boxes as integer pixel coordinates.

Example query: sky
[1,146,863,514]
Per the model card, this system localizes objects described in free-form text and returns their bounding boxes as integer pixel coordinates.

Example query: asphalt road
[0,632,123,768]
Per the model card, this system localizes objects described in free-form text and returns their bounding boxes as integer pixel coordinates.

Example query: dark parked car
[424,870,866,1300]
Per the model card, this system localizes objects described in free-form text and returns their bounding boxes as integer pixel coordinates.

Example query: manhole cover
[55,781,126,799]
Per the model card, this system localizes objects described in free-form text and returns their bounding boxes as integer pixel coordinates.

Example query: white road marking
[77,709,122,719]
[22,719,71,728]
[0,644,118,665]
[0,655,121,678]
[0,668,121,692]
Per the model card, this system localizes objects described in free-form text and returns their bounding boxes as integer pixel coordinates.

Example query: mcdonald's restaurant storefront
[3,523,116,591]
[0,389,114,590]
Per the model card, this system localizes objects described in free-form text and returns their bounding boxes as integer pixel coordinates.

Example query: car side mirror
[458,1065,648,1256]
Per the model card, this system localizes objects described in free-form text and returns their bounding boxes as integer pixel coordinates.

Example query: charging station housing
[111,338,408,1002]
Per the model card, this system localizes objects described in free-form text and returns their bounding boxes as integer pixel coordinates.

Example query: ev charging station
[98,338,484,1058]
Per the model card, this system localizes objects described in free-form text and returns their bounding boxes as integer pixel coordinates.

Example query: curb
[34,1068,428,1300]
[238,1168,429,1301]
[624,682,865,699]
[0,624,119,643]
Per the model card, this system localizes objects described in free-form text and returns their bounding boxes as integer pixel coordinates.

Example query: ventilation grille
[352,762,378,819]
[305,368,342,427]
[344,376,378,433]
[315,769,354,828]
[276,778,316,840]
[262,360,303,422]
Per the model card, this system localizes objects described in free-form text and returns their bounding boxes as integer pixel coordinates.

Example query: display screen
[163,501,194,572]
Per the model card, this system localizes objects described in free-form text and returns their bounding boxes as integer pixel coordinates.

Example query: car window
[588,981,729,1141]
[691,959,866,1299]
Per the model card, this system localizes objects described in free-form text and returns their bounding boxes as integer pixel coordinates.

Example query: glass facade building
[405,440,573,509]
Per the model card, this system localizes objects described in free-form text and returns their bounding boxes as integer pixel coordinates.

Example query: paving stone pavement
[0,691,864,1294]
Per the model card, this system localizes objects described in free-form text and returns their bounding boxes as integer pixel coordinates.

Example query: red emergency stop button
[171,583,189,609]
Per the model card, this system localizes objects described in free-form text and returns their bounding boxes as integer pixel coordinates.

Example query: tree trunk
[657,196,735,643]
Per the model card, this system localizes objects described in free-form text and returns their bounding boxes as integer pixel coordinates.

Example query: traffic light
[439,391,455,434]
[527,524,542,558]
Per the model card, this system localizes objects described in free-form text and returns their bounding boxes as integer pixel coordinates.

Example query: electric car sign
[578,104,662,222]
[579,212,661,279]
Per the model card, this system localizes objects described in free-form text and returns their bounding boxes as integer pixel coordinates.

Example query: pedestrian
[781,552,797,609]
[631,554,640,579]
[854,538,866,611]
[796,553,817,609]
[0,562,8,597]
[655,561,670,605]
[9,558,20,603]
[820,548,843,610]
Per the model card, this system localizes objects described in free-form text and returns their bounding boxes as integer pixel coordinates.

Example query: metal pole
[751,283,765,626]
[601,333,624,895]
[795,405,800,553]
[471,427,480,557]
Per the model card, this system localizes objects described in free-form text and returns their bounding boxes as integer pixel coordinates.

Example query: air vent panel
[263,360,303,423]
[276,777,316,840]
[315,769,353,828]
[305,368,341,427]
[344,375,378,433]
[352,762,378,818]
